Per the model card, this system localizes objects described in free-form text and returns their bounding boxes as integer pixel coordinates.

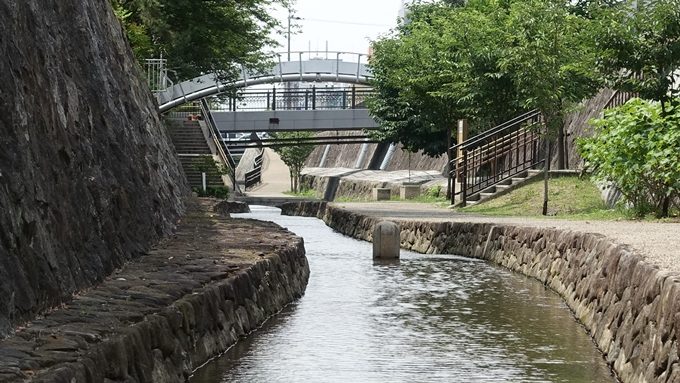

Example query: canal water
[191,206,615,383]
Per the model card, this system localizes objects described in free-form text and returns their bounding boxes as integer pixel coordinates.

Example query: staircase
[167,119,226,189]
[450,110,546,206]
[464,169,543,205]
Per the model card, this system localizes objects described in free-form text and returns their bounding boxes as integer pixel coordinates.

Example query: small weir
[191,206,615,383]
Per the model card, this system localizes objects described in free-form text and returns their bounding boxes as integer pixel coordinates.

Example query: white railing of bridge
[149,51,373,113]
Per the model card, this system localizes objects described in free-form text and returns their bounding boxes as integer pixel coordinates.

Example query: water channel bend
[191,206,614,383]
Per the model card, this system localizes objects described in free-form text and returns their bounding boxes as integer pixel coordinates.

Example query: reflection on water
[191,206,614,383]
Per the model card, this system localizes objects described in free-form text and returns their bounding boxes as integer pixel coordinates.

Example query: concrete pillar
[355,143,369,169]
[372,188,391,201]
[318,144,331,167]
[400,184,420,199]
[373,221,400,259]
[379,143,398,170]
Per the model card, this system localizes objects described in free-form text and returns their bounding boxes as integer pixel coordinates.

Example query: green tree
[499,0,600,170]
[269,132,316,193]
[593,0,680,114]
[579,98,680,217]
[110,0,288,81]
[368,1,523,197]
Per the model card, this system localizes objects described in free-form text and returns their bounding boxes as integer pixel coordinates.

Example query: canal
[191,206,615,382]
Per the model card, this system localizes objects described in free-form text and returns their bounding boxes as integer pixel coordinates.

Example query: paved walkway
[334,201,680,274]
[247,148,291,197]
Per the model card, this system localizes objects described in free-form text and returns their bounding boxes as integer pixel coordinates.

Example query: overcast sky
[269,0,403,56]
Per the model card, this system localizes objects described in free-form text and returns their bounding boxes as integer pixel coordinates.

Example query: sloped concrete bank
[301,169,445,201]
[0,200,309,383]
[281,201,680,383]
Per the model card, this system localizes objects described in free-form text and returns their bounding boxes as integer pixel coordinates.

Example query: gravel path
[335,201,680,274]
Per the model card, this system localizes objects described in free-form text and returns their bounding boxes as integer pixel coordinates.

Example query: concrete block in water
[372,188,391,201]
[373,221,400,259]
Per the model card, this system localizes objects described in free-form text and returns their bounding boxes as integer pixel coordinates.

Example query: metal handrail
[450,112,545,206]
[198,99,239,194]
[451,110,540,152]
[214,86,373,112]
[244,149,264,190]
[604,89,637,110]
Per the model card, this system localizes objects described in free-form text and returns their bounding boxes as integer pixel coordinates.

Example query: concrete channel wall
[281,201,680,383]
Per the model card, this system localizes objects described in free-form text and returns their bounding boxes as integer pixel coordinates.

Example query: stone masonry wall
[281,201,680,383]
[0,205,310,383]
[30,246,308,383]
[0,1,189,336]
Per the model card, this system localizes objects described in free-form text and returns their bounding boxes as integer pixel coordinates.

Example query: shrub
[192,186,230,200]
[578,98,680,217]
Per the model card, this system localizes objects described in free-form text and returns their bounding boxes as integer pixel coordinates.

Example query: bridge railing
[213,87,374,112]
[149,51,373,113]
[450,110,545,206]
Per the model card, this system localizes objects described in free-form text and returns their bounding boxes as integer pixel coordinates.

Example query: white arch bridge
[153,52,374,115]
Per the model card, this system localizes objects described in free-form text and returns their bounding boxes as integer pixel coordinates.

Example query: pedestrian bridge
[210,86,380,134]
[156,52,373,113]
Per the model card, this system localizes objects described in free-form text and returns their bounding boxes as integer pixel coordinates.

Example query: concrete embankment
[0,200,309,383]
[282,201,680,383]
[301,168,446,201]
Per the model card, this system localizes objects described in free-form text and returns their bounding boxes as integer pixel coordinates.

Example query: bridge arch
[156,51,372,113]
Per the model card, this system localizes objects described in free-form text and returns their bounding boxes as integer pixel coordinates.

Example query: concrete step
[511,177,527,184]
[480,192,495,198]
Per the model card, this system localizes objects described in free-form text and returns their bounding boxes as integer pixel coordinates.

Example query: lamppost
[287,11,302,62]
[286,10,302,109]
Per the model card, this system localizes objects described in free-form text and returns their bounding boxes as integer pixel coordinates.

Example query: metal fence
[244,150,264,190]
[145,58,169,93]
[214,87,374,111]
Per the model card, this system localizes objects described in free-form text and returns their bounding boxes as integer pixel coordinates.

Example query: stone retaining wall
[0,0,188,336]
[0,206,309,383]
[281,201,680,383]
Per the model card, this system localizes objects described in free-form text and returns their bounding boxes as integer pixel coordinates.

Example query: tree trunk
[660,195,670,218]
[556,117,565,170]
[542,128,551,216]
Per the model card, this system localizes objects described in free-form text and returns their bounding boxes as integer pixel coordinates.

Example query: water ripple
[191,206,614,383]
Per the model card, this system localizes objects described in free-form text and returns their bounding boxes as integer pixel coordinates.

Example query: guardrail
[213,86,373,112]
[450,110,544,206]
[244,150,264,190]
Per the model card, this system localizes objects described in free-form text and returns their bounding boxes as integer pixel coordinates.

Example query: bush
[193,186,230,200]
[578,98,680,217]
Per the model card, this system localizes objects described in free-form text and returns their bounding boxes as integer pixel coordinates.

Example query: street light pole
[287,11,292,62]
[286,11,301,109]
[287,11,301,62]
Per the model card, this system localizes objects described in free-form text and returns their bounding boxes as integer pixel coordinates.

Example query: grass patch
[461,176,625,219]
[283,188,319,198]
